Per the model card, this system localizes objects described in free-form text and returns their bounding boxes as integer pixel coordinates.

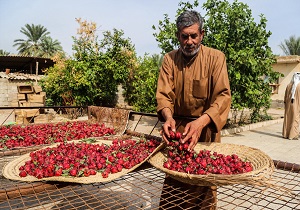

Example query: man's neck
[182,51,198,63]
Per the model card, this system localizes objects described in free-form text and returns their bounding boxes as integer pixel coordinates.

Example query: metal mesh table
[0,109,299,209]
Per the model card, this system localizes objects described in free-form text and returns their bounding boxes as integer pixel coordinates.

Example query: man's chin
[182,49,198,57]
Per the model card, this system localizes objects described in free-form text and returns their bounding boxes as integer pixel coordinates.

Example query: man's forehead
[180,27,199,34]
[179,23,200,33]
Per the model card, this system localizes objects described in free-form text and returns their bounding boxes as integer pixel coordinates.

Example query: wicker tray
[3,139,164,184]
[149,142,275,186]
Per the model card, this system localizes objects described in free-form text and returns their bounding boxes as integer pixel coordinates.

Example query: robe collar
[291,72,300,100]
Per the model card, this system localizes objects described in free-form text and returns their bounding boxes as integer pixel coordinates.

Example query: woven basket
[3,139,164,184]
[148,142,274,186]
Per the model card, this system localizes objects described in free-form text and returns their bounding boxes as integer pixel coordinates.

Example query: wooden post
[35,61,39,85]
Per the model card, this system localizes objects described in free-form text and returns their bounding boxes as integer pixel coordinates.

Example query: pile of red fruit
[163,131,253,175]
[19,138,161,179]
[0,121,115,149]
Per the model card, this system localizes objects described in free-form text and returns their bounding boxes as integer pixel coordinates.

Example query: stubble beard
[181,43,201,57]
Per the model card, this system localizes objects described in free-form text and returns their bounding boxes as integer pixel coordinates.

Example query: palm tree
[13,24,63,58]
[279,35,300,55]
[40,36,63,58]
[13,24,50,56]
[0,49,10,56]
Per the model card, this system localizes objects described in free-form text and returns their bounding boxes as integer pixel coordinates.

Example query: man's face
[177,23,204,57]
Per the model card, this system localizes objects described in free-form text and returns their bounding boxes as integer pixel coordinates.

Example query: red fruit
[116,152,123,159]
[197,169,206,175]
[69,169,77,177]
[183,143,189,150]
[19,170,27,177]
[117,158,124,165]
[90,169,97,175]
[116,164,123,172]
[111,167,118,174]
[163,160,172,169]
[175,132,182,140]
[168,150,174,157]
[108,155,115,163]
[63,163,70,170]
[169,131,175,140]
[185,166,193,173]
[34,169,44,179]
[84,169,91,177]
[178,145,183,151]
[97,163,103,170]
[200,159,207,168]
[55,168,63,176]
[102,171,109,178]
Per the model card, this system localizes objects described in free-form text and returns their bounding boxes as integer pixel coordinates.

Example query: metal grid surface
[0,111,299,209]
[1,162,299,209]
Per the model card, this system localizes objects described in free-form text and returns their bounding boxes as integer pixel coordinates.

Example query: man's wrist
[162,108,173,121]
[198,114,211,127]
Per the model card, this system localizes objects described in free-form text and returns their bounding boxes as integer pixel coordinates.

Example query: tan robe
[156,45,231,142]
[156,46,231,210]
[283,82,300,140]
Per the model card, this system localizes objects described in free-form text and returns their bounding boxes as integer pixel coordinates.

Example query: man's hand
[160,108,176,144]
[181,114,211,151]
[161,118,176,144]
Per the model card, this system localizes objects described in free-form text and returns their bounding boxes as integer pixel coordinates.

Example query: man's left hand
[181,114,211,151]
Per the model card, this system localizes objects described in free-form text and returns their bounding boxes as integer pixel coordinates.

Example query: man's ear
[200,29,205,40]
[175,31,180,39]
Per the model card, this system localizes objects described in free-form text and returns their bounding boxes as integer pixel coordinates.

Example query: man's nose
[186,37,193,45]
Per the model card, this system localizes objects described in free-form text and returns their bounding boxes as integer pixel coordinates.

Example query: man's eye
[181,34,198,39]
[181,34,189,39]
[190,34,198,39]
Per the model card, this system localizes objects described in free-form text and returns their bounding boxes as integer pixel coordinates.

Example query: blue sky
[0,0,299,57]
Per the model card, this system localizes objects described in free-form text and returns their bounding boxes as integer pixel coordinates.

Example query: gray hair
[176,10,204,32]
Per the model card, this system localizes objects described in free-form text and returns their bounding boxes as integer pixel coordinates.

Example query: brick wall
[0,78,33,107]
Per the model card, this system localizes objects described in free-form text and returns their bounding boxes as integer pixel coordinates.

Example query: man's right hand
[161,118,176,144]
[160,108,176,144]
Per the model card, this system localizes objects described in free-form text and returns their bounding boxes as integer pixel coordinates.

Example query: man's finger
[188,136,197,151]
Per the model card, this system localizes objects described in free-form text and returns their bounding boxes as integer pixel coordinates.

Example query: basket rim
[3,139,164,184]
[148,142,275,186]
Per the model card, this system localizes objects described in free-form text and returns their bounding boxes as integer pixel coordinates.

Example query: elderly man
[156,10,231,209]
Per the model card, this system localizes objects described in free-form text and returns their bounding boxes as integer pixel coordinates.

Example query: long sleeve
[203,52,231,132]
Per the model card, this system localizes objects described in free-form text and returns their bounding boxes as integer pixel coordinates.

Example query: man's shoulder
[201,45,225,57]
[165,49,180,57]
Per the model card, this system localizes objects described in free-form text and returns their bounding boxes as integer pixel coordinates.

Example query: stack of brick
[13,85,50,124]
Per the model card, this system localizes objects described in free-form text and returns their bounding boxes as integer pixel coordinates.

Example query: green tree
[0,49,10,56]
[203,0,281,122]
[41,18,136,107]
[13,23,63,58]
[153,0,281,123]
[279,35,300,55]
[123,54,163,113]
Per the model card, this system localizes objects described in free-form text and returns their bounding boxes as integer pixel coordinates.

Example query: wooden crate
[33,85,43,93]
[30,102,45,114]
[15,116,31,125]
[14,109,22,116]
[21,109,40,118]
[39,91,46,97]
[28,94,45,103]
[17,94,26,100]
[17,85,34,94]
[29,102,44,107]
[34,114,50,124]
[19,101,31,107]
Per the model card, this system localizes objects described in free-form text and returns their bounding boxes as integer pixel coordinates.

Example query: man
[156,10,231,209]
[283,72,300,140]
